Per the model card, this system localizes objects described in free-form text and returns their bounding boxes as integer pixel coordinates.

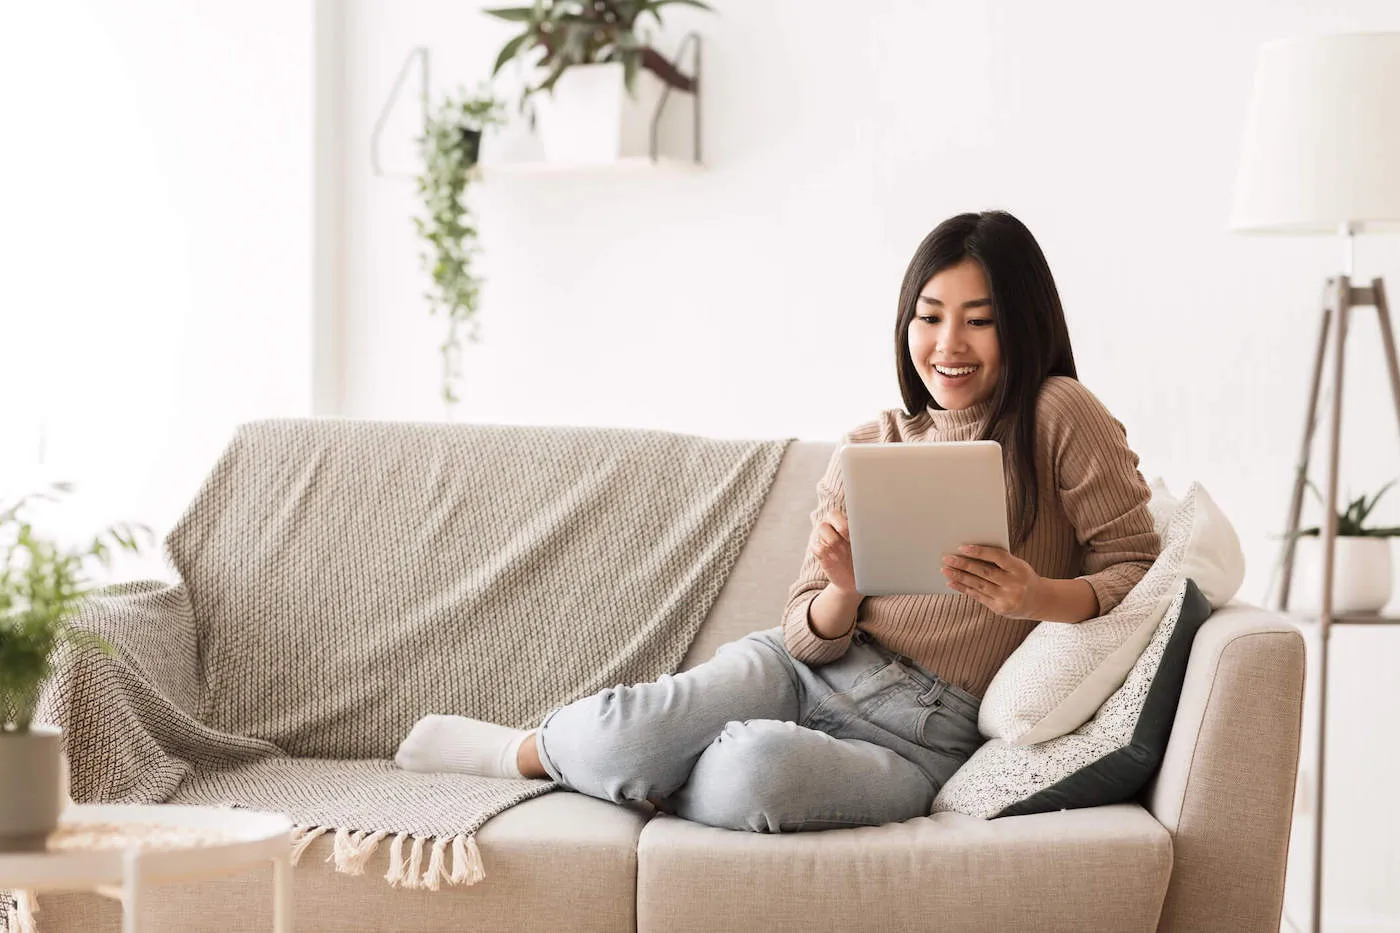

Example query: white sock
[393,714,530,779]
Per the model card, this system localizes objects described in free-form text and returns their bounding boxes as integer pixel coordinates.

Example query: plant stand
[1274,274,1400,933]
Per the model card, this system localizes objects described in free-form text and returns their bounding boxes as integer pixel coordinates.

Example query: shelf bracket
[651,32,702,165]
[370,46,430,178]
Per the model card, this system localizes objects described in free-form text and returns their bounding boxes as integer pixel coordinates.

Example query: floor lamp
[1230,33,1400,933]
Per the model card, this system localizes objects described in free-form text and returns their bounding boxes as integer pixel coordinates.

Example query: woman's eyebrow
[917,296,994,309]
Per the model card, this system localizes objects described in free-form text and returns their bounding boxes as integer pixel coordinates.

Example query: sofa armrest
[35,580,271,803]
[1142,602,1305,933]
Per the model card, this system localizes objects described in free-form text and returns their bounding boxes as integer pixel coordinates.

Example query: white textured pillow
[1146,476,1179,540]
[1164,482,1247,609]
[978,480,1244,746]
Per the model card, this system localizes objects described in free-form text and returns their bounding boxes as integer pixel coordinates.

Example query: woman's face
[907,259,1002,411]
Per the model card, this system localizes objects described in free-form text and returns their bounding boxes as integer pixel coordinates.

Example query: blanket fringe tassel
[4,890,37,933]
[285,824,484,890]
[288,825,331,866]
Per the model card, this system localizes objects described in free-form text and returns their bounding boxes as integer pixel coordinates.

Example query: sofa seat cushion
[637,803,1172,933]
[28,791,649,933]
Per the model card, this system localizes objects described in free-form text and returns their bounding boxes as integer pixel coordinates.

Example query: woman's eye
[971,319,994,327]
[918,315,940,324]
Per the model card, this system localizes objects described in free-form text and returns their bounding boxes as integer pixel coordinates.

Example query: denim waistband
[852,629,981,720]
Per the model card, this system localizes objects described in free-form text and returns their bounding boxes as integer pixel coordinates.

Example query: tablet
[839,440,1009,596]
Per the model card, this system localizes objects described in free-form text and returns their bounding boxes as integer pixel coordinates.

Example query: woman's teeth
[934,364,978,378]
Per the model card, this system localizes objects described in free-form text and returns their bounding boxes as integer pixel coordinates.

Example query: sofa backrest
[680,441,833,670]
[165,418,788,758]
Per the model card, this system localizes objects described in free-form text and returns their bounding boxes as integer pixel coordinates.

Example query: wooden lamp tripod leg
[1278,280,1335,611]
[1373,279,1400,437]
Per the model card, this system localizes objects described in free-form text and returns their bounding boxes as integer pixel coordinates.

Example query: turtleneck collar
[923,395,995,434]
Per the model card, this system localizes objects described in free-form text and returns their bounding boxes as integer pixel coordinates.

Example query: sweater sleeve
[781,433,860,665]
[1040,379,1162,616]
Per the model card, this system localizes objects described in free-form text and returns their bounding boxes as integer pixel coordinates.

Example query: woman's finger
[945,567,985,594]
[950,579,991,608]
[944,554,1004,584]
[958,544,1010,569]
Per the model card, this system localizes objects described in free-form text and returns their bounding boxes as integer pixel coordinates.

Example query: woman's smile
[933,362,981,384]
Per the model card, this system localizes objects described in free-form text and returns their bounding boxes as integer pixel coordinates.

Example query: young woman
[395,210,1162,833]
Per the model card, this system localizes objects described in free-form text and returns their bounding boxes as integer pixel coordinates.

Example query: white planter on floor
[531,62,675,164]
[1289,535,1393,614]
[0,725,64,852]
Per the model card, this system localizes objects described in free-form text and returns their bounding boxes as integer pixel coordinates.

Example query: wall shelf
[479,155,705,177]
[371,34,702,179]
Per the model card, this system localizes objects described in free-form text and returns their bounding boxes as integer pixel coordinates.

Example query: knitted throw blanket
[32,419,791,895]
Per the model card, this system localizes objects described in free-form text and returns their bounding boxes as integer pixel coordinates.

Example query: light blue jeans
[534,626,985,832]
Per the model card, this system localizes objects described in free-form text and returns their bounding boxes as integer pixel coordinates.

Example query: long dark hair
[894,211,1077,550]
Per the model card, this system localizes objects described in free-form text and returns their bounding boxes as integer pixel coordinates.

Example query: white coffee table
[0,803,293,933]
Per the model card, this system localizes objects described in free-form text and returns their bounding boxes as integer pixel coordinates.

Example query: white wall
[335,1,1400,928]
[2,1,1398,927]
[0,0,315,579]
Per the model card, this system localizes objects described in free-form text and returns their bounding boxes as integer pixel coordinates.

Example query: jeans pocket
[916,702,985,762]
[805,660,902,730]
[851,659,895,688]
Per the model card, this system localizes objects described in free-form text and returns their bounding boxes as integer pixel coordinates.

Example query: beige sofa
[34,439,1304,933]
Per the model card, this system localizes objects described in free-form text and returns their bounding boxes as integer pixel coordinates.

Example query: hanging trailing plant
[413,87,505,406]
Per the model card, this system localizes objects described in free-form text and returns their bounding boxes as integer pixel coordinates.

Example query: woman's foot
[394,714,532,778]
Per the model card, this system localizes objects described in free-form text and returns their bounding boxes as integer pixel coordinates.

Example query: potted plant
[485,0,711,163]
[1287,479,1400,614]
[414,87,505,406]
[0,484,146,851]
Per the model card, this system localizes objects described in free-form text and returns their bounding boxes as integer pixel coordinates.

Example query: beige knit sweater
[783,376,1162,699]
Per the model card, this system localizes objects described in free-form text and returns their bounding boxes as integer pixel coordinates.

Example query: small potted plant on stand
[1288,479,1400,614]
[486,0,710,163]
[0,485,145,851]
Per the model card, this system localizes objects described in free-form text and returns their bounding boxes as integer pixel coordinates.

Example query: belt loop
[919,680,946,707]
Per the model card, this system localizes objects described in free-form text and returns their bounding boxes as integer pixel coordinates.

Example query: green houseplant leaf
[1286,478,1400,540]
[492,31,534,77]
[0,485,148,732]
[483,7,536,23]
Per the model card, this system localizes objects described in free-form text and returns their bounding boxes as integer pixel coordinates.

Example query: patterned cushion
[931,577,1213,818]
[978,481,1243,746]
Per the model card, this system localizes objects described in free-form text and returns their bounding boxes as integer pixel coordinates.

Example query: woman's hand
[941,545,1044,619]
[810,509,860,595]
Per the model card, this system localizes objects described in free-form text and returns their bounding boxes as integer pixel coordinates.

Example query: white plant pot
[1289,535,1393,614]
[531,62,674,164]
[0,724,64,851]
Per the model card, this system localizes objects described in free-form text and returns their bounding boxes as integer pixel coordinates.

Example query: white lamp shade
[1231,33,1400,234]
